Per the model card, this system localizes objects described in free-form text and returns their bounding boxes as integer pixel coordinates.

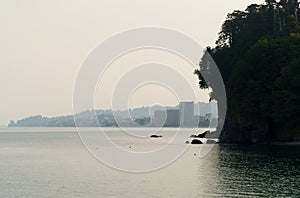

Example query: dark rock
[191,139,203,144]
[185,141,190,144]
[190,131,208,138]
[196,131,207,138]
[150,135,163,138]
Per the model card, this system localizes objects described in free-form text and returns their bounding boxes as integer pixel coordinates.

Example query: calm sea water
[0,128,299,197]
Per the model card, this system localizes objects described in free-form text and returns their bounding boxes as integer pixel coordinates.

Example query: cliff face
[220,119,300,144]
[220,119,272,144]
[275,126,300,142]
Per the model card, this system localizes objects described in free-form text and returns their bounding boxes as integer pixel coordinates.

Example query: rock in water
[150,135,163,138]
[206,139,216,144]
[191,139,203,144]
[196,131,207,138]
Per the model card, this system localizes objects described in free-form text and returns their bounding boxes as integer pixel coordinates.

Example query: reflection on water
[0,128,299,197]
[214,145,300,197]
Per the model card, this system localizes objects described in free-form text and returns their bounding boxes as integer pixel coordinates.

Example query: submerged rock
[206,139,217,144]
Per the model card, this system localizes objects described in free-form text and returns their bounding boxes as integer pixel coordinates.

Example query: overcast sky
[0,0,264,125]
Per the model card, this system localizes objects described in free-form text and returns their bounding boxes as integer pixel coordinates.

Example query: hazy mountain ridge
[8,102,217,127]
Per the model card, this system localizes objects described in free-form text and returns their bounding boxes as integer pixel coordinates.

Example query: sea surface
[0,127,299,197]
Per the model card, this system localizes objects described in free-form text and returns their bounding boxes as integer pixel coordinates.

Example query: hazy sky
[0,0,264,125]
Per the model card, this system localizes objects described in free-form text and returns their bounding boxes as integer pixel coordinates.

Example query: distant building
[179,102,195,127]
[153,110,167,127]
[165,109,180,127]
[152,101,216,127]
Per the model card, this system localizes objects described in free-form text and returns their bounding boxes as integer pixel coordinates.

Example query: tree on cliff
[195,0,300,143]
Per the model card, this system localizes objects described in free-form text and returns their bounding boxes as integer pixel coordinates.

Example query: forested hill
[196,0,300,143]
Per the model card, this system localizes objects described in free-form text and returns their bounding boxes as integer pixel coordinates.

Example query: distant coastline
[8,102,218,128]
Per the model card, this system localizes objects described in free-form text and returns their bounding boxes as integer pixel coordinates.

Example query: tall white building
[179,102,195,127]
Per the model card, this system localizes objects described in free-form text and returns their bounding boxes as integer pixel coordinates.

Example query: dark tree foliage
[195,0,300,143]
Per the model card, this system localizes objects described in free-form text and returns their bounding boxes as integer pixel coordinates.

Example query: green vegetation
[195,0,300,143]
